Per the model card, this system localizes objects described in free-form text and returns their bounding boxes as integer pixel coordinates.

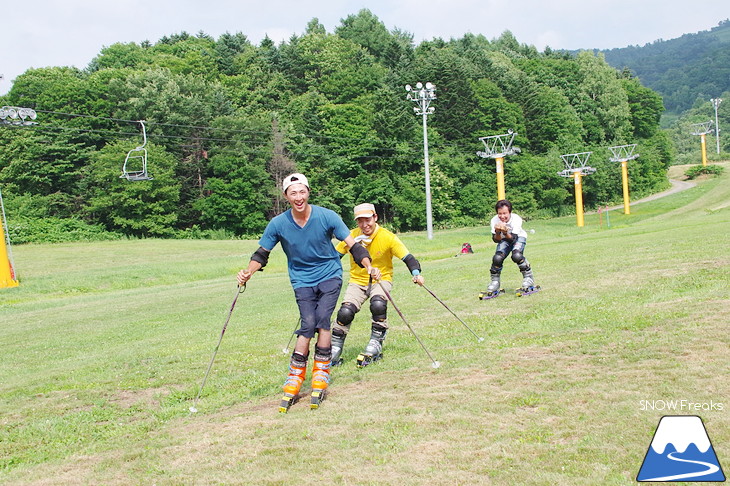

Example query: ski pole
[421,284,484,343]
[376,281,440,369]
[190,284,246,414]
[282,318,301,354]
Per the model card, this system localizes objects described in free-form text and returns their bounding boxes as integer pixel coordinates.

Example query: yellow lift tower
[476,130,521,201]
[690,121,713,167]
[559,152,595,228]
[608,144,640,215]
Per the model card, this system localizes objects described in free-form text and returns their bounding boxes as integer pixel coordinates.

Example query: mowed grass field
[1,164,728,485]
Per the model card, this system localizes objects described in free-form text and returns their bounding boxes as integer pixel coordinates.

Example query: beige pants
[332,280,393,334]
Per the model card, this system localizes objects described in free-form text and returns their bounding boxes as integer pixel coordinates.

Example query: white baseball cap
[282,173,309,193]
[353,203,376,219]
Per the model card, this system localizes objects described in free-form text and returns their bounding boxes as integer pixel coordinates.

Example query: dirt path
[597,178,696,213]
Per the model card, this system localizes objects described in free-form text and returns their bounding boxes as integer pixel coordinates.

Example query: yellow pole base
[574,172,584,227]
[495,157,506,201]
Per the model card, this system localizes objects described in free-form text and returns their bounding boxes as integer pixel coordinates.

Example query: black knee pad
[511,250,525,265]
[336,302,358,326]
[370,295,387,322]
[491,252,506,272]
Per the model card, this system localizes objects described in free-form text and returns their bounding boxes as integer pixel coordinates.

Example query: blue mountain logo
[637,415,725,482]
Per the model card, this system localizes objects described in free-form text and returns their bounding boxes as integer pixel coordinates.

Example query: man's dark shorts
[293,277,342,338]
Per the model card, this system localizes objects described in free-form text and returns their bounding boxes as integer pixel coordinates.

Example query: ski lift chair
[121,120,153,181]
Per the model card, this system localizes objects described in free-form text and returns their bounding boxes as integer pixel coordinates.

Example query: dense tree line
[0,10,670,240]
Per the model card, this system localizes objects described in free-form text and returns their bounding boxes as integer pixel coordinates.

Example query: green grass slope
[1,164,728,485]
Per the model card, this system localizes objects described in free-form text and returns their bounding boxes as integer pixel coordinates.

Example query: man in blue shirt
[237,173,379,412]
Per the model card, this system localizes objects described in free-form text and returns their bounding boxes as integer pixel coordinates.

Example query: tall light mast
[405,82,437,240]
[711,98,722,154]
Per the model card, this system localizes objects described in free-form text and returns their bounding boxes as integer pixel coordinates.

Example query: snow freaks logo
[636,415,726,482]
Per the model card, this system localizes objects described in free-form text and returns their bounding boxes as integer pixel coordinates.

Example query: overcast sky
[2,0,727,95]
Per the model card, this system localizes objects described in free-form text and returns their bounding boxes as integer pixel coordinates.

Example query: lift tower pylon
[476,130,521,201]
[690,121,713,167]
[559,152,595,228]
[608,144,639,215]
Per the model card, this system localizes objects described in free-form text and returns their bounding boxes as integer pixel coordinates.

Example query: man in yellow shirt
[333,203,425,367]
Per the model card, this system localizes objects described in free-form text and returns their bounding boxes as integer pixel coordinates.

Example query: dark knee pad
[370,295,387,322]
[511,250,525,265]
[491,252,506,273]
[336,302,358,327]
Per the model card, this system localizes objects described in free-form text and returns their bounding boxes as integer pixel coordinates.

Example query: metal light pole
[405,82,436,240]
[711,98,722,154]
[0,106,38,288]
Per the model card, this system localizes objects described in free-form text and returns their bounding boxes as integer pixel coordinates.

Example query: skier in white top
[485,199,537,296]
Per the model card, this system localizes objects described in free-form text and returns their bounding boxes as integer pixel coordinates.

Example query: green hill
[595,19,730,113]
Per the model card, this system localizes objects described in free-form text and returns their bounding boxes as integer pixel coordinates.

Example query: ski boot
[356,325,386,368]
[330,328,347,367]
[279,352,307,413]
[479,273,504,300]
[516,267,540,297]
[310,346,331,410]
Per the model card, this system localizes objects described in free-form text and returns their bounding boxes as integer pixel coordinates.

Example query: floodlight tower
[405,82,437,239]
[476,130,521,201]
[0,106,38,126]
[608,144,639,215]
[559,152,595,228]
[711,98,722,154]
[0,106,38,288]
[690,121,713,167]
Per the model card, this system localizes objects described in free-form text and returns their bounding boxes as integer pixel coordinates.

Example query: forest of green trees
[0,10,681,241]
[599,19,730,114]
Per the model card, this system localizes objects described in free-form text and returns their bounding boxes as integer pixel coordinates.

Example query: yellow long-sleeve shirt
[335,224,410,286]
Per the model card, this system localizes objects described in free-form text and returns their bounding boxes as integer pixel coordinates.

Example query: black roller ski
[478,288,505,300]
[356,352,383,368]
[279,393,300,413]
[515,285,541,297]
[310,389,327,409]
